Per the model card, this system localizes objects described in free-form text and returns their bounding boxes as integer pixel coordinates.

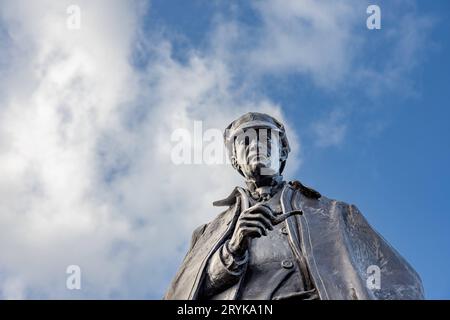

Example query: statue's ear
[230,156,245,177]
[230,155,240,171]
[280,145,289,161]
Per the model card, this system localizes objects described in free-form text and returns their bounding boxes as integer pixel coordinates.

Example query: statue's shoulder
[212,186,242,207]
[205,188,242,226]
[289,180,354,213]
[189,202,238,250]
[288,180,321,200]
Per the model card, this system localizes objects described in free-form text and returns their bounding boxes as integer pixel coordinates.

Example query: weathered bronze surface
[164,112,424,300]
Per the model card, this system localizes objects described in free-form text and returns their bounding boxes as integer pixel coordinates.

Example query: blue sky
[0,0,448,299]
[144,0,450,299]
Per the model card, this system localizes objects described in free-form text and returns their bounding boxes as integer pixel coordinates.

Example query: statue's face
[233,128,282,180]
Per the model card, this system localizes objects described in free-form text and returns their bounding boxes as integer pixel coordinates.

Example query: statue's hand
[228,203,302,256]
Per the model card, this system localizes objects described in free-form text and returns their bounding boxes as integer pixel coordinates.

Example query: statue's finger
[241,213,273,230]
[243,204,276,221]
[272,210,303,225]
[240,221,268,236]
[242,226,265,238]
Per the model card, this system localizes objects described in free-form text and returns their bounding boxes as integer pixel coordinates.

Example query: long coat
[164,181,424,300]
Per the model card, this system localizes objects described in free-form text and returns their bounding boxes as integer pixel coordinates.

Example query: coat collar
[213,182,291,207]
[212,179,321,208]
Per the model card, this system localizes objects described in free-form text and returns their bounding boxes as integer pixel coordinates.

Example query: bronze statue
[164,112,424,300]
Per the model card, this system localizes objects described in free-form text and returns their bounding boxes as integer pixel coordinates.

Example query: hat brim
[226,120,281,142]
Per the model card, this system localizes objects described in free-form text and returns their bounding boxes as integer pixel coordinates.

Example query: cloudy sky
[0,0,449,299]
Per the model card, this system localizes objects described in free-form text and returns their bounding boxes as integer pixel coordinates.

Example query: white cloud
[248,0,362,87]
[0,0,143,299]
[311,110,347,147]
[211,0,433,96]
[0,0,299,298]
[356,9,435,97]
[207,0,368,89]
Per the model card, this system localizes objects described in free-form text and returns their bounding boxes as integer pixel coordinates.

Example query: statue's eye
[236,136,247,145]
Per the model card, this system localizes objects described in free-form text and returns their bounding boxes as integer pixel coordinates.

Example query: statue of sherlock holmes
[164,112,424,300]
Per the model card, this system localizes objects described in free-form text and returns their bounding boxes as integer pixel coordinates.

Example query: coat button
[280,227,288,235]
[281,260,294,269]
